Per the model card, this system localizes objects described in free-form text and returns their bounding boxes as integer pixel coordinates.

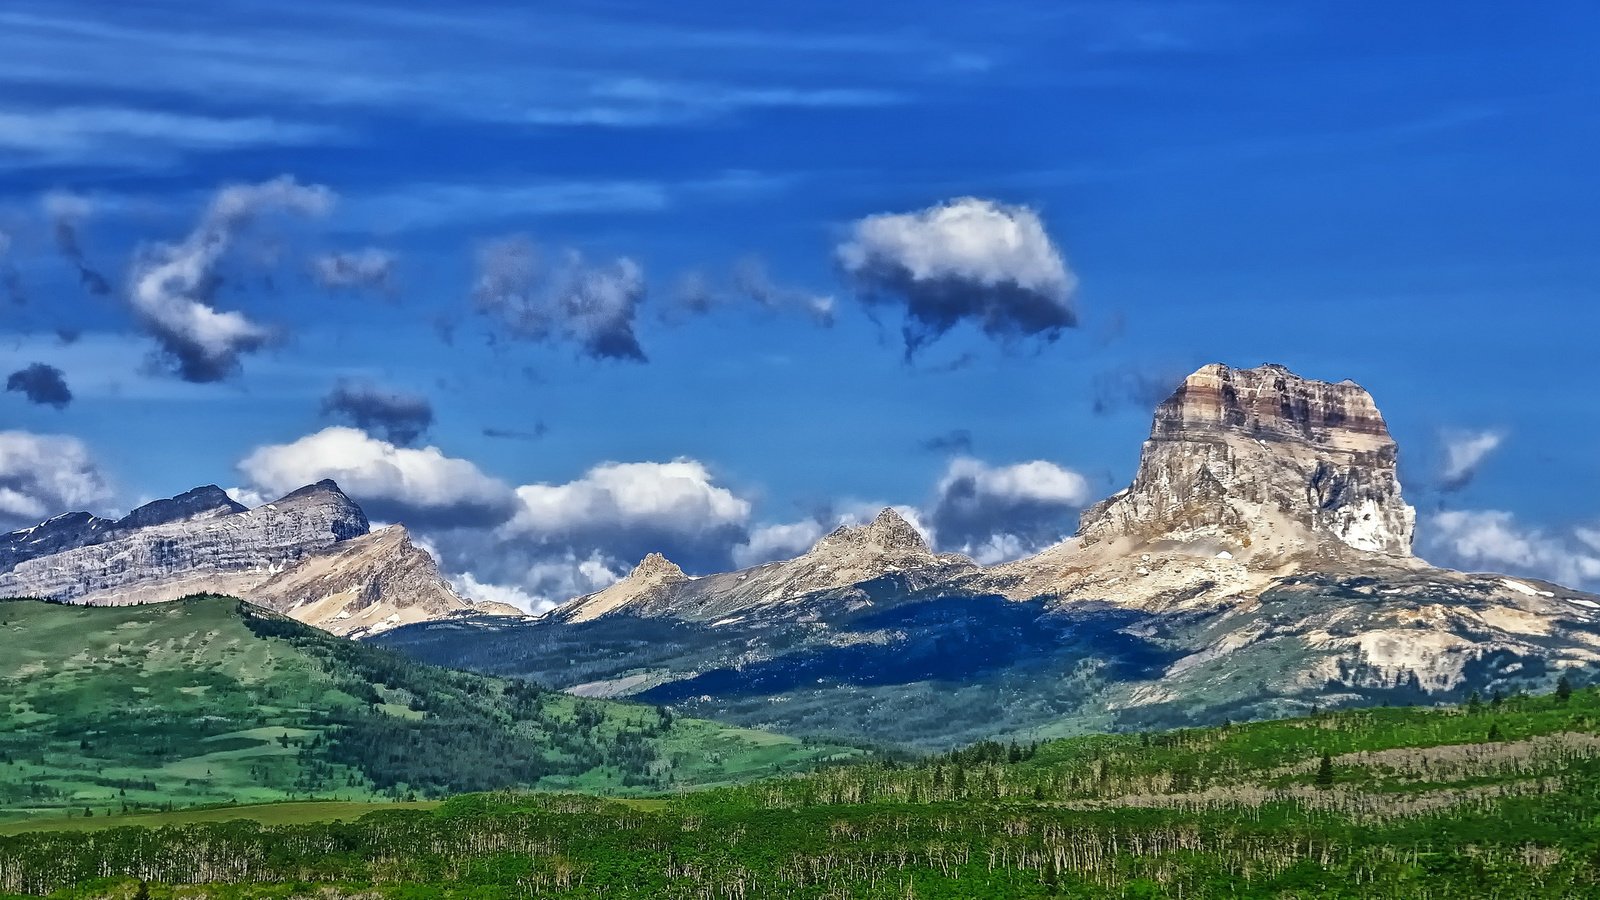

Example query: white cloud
[129,175,334,381]
[1578,527,1600,556]
[837,197,1077,354]
[237,426,515,527]
[733,519,828,568]
[1439,428,1505,491]
[0,431,113,528]
[1427,510,1600,588]
[0,106,339,165]
[447,571,547,615]
[507,459,750,539]
[927,456,1093,563]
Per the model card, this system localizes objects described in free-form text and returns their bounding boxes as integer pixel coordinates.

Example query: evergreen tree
[1314,753,1334,788]
[1557,675,1574,703]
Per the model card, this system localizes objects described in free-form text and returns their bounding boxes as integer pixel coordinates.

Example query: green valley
[0,596,855,827]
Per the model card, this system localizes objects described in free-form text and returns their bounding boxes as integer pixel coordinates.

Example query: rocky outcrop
[0,485,246,573]
[0,480,512,636]
[1078,363,1415,558]
[551,508,976,625]
[561,553,691,623]
[114,485,247,531]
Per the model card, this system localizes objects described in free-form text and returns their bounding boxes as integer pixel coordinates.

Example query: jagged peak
[116,485,247,531]
[627,552,688,584]
[813,507,929,557]
[273,479,349,504]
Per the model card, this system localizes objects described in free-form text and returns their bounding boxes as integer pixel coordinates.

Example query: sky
[1,0,1597,610]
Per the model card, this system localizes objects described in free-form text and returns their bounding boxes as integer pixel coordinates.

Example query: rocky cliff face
[1078,363,1415,559]
[0,480,511,636]
[552,508,976,625]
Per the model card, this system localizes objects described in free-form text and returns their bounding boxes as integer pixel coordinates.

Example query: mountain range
[0,481,516,636]
[5,362,1597,749]
[377,363,1600,746]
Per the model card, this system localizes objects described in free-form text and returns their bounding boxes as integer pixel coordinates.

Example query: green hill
[5,685,1600,897]
[0,596,855,826]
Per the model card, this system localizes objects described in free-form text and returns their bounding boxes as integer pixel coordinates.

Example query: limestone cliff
[1078,363,1415,559]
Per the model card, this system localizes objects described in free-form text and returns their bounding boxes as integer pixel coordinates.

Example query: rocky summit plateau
[0,480,517,636]
[378,362,1600,748]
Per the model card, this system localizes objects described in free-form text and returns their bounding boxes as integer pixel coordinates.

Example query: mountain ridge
[0,479,512,636]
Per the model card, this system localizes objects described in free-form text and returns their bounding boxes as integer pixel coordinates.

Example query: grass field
[7,687,1600,897]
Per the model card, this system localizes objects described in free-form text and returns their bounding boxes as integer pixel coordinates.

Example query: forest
[3,682,1598,898]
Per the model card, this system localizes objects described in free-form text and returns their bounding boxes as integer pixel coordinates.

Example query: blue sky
[2,0,1597,607]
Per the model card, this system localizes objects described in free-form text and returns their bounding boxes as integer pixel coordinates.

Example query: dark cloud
[320,378,434,446]
[472,235,646,362]
[5,363,72,409]
[666,258,834,325]
[311,247,397,296]
[1091,365,1187,415]
[483,424,549,441]
[0,231,24,306]
[43,194,112,297]
[128,176,333,382]
[837,197,1077,358]
[919,428,973,454]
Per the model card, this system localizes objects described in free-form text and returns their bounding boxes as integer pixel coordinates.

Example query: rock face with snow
[553,508,976,625]
[0,480,513,636]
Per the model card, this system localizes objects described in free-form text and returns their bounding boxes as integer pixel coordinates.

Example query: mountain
[0,481,516,636]
[0,595,855,825]
[377,363,1600,748]
[554,508,976,625]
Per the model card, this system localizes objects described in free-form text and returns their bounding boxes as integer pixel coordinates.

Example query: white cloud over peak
[237,426,515,527]
[0,431,113,529]
[927,456,1093,564]
[507,459,751,540]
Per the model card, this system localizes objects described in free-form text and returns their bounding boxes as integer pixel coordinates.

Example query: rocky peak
[813,508,930,558]
[253,480,370,542]
[1078,363,1415,558]
[628,552,689,586]
[116,485,247,531]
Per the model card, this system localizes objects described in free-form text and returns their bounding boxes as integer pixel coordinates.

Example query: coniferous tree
[1314,753,1334,788]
